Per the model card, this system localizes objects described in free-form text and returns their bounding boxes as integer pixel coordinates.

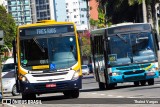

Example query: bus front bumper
[20,77,82,94]
[109,71,159,83]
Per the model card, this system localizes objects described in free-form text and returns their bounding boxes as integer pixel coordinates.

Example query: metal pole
[0,54,4,99]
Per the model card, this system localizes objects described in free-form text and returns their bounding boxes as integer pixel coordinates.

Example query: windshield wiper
[116,34,128,44]
[33,37,45,52]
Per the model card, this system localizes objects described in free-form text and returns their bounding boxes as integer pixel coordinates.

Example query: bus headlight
[22,76,29,83]
[112,72,121,76]
[147,67,158,76]
[72,69,80,80]
[148,68,157,72]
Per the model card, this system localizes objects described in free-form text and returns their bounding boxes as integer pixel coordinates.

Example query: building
[89,0,98,30]
[65,0,88,30]
[31,0,57,23]
[6,0,32,25]
[0,0,6,6]
[89,0,98,20]
[6,0,89,30]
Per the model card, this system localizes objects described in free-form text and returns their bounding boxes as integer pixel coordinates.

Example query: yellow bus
[13,20,82,99]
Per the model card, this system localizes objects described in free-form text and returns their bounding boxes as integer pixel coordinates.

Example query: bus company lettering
[37,28,56,35]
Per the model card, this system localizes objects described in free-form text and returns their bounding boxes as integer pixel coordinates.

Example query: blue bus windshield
[108,32,156,66]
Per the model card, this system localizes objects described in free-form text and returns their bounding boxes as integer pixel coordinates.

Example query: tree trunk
[146,2,153,26]
[152,0,159,34]
[142,0,147,23]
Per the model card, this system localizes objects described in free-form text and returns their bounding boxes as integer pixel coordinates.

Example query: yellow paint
[143,64,153,70]
[32,65,49,70]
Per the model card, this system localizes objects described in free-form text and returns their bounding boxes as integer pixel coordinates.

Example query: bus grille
[124,76,145,81]
[123,70,145,75]
[116,64,151,70]
[34,83,68,91]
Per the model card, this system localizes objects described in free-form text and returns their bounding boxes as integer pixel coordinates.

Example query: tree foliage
[0,5,16,50]
[81,32,91,57]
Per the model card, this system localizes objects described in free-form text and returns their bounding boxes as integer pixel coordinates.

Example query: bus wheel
[134,81,139,86]
[71,89,79,98]
[63,91,71,98]
[140,80,146,86]
[98,82,106,90]
[106,83,117,89]
[148,79,154,85]
[22,93,36,100]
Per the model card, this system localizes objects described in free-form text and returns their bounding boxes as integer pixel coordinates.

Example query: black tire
[98,82,106,90]
[63,91,71,98]
[134,81,139,86]
[22,93,36,100]
[106,83,117,90]
[71,90,79,98]
[140,80,146,86]
[148,79,154,85]
[12,84,20,96]
[63,90,79,98]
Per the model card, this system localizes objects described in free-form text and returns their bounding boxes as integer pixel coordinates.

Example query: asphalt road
[2,74,160,107]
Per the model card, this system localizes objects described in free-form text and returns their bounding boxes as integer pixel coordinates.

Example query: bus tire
[134,81,139,86]
[22,93,36,100]
[71,89,79,98]
[98,82,105,90]
[63,91,71,98]
[148,79,154,85]
[140,80,146,86]
[106,83,117,89]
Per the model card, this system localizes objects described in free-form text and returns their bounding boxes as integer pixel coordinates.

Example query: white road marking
[91,93,97,95]
[116,96,124,98]
[100,94,105,96]
[107,95,113,97]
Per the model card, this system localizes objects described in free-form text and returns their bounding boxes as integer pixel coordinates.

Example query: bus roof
[91,23,151,35]
[18,20,75,28]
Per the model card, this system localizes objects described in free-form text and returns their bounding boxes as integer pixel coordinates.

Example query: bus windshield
[20,34,77,71]
[108,32,156,66]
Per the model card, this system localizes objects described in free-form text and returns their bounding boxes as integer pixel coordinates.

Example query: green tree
[0,5,16,51]
[81,33,91,57]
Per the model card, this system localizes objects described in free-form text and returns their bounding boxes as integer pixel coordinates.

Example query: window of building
[66,9,69,12]
[73,9,76,12]
[82,21,85,24]
[74,15,76,18]
[81,14,84,17]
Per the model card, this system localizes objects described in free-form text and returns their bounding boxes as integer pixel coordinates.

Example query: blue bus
[90,23,159,89]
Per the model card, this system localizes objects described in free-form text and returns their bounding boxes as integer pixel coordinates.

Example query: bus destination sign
[20,25,74,36]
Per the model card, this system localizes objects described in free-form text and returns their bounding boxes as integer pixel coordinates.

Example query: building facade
[7,0,32,25]
[6,0,89,30]
[89,0,98,20]
[65,0,88,30]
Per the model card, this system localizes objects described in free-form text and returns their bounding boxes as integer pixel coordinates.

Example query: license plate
[46,84,56,88]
